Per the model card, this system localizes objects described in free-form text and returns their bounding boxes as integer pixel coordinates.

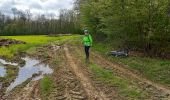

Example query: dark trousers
[84,46,90,59]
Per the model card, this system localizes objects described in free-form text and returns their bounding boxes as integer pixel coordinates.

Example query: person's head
[84,30,89,35]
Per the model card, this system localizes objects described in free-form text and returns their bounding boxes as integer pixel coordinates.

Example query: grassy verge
[90,63,146,99]
[0,35,80,58]
[112,57,170,87]
[40,76,54,97]
[93,42,170,87]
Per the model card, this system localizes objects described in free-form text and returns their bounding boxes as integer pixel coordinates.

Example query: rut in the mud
[38,44,88,100]
[64,46,108,100]
[49,60,87,100]
[3,81,41,100]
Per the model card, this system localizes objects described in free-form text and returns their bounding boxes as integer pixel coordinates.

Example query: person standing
[83,30,93,62]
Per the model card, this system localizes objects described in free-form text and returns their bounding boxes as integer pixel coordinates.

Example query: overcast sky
[0,0,74,17]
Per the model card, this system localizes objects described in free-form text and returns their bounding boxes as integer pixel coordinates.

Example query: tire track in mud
[49,65,88,100]
[68,45,122,99]
[3,81,41,100]
[41,44,87,100]
[92,52,170,100]
[64,46,108,100]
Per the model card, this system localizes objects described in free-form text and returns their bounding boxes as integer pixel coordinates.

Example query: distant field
[0,35,80,58]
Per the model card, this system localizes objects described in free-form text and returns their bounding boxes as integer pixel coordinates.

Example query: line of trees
[75,0,170,58]
[0,8,81,36]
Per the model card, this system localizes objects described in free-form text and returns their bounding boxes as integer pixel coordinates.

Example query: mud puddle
[1,57,53,92]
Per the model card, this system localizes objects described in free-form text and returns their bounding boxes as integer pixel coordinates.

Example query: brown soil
[0,38,26,47]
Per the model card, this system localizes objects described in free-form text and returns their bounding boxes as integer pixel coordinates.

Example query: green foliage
[40,76,54,96]
[78,0,170,57]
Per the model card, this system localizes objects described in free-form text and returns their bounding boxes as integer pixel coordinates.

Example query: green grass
[93,42,114,53]
[93,42,170,87]
[0,35,80,58]
[40,76,54,96]
[90,64,146,99]
[112,57,170,87]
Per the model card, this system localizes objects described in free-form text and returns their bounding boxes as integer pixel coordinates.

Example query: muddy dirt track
[1,41,170,100]
[64,46,108,100]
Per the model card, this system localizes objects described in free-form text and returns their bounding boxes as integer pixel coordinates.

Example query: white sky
[0,0,74,17]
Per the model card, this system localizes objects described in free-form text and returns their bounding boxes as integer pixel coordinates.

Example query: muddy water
[4,57,53,92]
[0,63,6,77]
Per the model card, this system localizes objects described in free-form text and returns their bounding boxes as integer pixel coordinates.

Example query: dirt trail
[92,52,170,99]
[64,46,108,100]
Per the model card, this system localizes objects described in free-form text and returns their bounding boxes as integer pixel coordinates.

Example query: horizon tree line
[0,7,81,36]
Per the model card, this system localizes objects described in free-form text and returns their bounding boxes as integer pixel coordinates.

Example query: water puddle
[0,63,6,77]
[2,57,53,92]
